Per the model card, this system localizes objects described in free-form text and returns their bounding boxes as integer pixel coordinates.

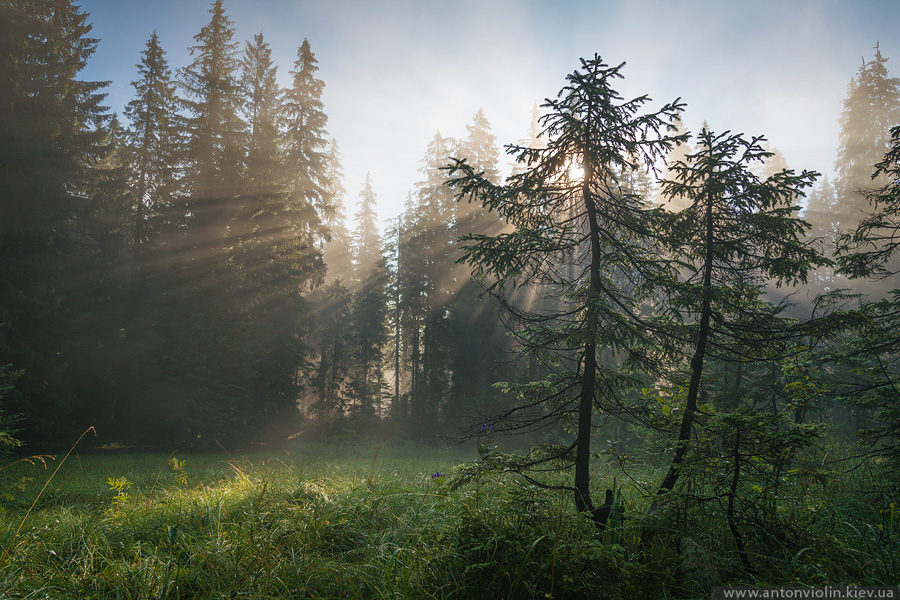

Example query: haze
[79,0,900,224]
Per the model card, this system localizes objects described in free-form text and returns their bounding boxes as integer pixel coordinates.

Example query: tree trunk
[727,427,753,572]
[574,340,597,514]
[410,321,420,419]
[658,175,715,495]
[575,145,600,516]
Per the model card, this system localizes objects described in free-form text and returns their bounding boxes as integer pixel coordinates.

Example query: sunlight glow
[567,161,584,183]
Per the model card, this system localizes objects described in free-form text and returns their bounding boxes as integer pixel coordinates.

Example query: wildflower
[431,472,443,480]
[480,423,494,434]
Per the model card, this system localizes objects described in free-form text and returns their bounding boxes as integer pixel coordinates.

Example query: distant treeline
[1,0,899,467]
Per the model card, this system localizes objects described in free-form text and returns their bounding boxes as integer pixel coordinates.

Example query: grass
[0,441,896,599]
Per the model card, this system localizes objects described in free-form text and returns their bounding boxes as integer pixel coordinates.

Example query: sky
[77,0,900,227]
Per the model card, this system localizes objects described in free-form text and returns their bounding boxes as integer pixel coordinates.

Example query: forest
[1,0,900,596]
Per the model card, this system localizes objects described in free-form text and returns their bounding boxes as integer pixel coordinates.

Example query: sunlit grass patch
[0,443,896,598]
[0,444,486,597]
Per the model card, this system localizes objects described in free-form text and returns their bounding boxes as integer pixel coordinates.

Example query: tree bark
[575,145,600,515]
[658,170,715,495]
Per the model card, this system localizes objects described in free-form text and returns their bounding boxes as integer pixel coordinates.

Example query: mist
[2,1,900,595]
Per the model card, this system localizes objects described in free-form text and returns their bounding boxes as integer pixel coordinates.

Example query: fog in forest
[2,0,895,444]
[4,1,900,594]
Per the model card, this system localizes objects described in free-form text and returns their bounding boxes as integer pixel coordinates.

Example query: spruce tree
[241,32,282,197]
[397,192,429,424]
[237,32,285,279]
[656,127,823,496]
[180,0,245,253]
[322,139,353,280]
[834,44,900,235]
[455,109,503,236]
[348,259,390,423]
[806,176,838,248]
[459,108,501,184]
[282,38,330,249]
[411,131,457,427]
[838,125,900,280]
[306,141,352,426]
[805,176,842,293]
[0,0,107,241]
[309,278,352,419]
[124,30,180,250]
[383,216,406,422]
[352,173,382,282]
[448,56,684,518]
[832,125,900,465]
[659,117,693,211]
[509,102,544,177]
[68,115,136,435]
[446,110,511,427]
[347,174,388,423]
[0,0,108,446]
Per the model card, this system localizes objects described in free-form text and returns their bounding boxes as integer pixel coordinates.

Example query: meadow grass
[0,441,895,599]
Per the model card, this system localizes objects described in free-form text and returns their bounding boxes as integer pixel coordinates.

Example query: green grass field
[0,441,895,599]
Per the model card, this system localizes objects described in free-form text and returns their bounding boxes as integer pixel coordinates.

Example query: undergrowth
[0,443,895,599]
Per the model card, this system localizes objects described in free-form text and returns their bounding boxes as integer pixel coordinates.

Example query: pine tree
[282,38,330,249]
[656,127,823,496]
[834,44,900,234]
[337,174,385,423]
[124,30,180,249]
[241,32,282,197]
[352,173,382,283]
[322,139,353,280]
[448,56,685,518]
[0,0,109,446]
[179,0,245,252]
[410,131,457,427]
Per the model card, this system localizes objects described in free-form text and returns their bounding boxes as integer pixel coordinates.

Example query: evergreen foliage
[308,278,352,418]
[179,0,244,243]
[351,173,382,283]
[124,31,181,249]
[831,125,900,466]
[240,33,282,198]
[3,13,900,581]
[833,43,900,236]
[0,0,109,446]
[448,55,685,517]
[655,127,825,504]
[321,139,353,280]
[282,39,330,249]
